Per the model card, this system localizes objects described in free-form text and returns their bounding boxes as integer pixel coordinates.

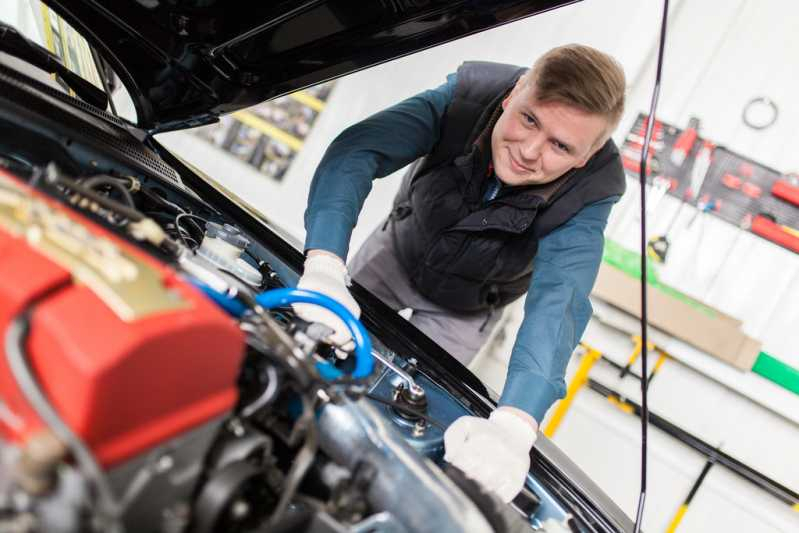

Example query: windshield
[0,1,136,122]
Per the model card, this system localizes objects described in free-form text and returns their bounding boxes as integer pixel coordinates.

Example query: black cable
[364,392,446,431]
[82,176,135,208]
[5,302,123,533]
[51,171,144,222]
[89,47,117,116]
[635,2,670,530]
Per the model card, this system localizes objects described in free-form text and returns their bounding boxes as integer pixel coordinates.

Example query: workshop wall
[158,1,798,531]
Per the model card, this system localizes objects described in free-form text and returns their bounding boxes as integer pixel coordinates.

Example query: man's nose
[519,133,544,162]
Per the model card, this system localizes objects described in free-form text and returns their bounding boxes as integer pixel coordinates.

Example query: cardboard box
[591,263,761,370]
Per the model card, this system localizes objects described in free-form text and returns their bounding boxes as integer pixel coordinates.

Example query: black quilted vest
[388,61,626,312]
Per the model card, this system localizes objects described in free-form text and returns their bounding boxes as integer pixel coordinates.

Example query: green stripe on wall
[752,353,799,396]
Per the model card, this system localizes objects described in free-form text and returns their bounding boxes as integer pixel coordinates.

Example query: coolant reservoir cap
[204,222,250,249]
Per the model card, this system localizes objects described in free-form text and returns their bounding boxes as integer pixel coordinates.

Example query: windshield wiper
[0,22,108,110]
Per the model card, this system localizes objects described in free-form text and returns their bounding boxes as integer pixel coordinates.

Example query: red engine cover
[0,169,245,467]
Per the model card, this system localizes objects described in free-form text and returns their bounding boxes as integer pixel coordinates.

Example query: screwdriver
[669,117,700,168]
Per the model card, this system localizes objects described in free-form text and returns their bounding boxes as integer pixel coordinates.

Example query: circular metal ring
[742,97,778,130]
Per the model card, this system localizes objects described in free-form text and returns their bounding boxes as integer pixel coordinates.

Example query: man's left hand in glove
[443,406,538,502]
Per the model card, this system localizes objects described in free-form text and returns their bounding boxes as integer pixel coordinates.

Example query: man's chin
[497,169,533,186]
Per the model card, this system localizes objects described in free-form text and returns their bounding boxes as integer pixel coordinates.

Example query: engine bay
[0,68,584,533]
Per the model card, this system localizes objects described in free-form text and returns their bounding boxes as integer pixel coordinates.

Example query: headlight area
[0,163,560,533]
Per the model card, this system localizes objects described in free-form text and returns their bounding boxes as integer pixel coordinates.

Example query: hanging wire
[634,1,670,531]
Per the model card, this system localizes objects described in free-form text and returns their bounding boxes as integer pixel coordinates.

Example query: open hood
[44,0,578,132]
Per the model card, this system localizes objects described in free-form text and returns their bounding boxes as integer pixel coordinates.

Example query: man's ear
[574,143,603,168]
[573,153,592,168]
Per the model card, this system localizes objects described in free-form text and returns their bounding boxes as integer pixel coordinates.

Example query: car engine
[0,157,542,533]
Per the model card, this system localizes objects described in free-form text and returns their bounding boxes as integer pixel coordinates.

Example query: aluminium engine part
[0,442,88,533]
[197,221,262,286]
[369,349,425,401]
[316,397,494,533]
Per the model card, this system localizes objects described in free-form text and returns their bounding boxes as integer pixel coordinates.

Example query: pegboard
[621,113,799,253]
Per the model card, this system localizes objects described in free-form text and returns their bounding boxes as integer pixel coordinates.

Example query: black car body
[0,2,633,532]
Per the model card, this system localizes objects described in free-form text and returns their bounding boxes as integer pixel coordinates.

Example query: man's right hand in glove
[293,249,361,348]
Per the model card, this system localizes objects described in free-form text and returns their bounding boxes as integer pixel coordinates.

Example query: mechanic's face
[491,78,608,186]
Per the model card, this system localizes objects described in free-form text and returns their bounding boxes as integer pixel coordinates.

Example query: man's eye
[522,113,536,126]
[553,141,569,153]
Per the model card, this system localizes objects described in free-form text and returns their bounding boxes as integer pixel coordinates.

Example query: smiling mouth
[508,149,533,173]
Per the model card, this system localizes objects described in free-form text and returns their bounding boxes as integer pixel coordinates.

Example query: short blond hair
[526,44,626,146]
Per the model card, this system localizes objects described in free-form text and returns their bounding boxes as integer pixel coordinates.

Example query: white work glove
[293,251,361,348]
[444,406,538,503]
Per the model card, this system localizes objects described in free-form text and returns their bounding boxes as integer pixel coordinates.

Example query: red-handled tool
[670,117,701,167]
[751,215,799,254]
[772,178,799,207]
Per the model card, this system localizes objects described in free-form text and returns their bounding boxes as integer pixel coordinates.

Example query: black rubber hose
[54,173,144,222]
[82,176,135,207]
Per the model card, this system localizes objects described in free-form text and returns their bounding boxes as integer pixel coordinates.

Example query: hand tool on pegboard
[647,137,714,263]
[646,175,675,215]
[669,116,700,168]
[687,194,722,229]
[621,116,664,175]
[772,173,799,207]
[647,198,687,263]
[751,214,799,254]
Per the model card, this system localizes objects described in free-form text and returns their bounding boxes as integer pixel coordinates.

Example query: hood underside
[44,0,578,132]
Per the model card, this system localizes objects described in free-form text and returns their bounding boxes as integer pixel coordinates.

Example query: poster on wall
[36,2,103,92]
[192,83,335,182]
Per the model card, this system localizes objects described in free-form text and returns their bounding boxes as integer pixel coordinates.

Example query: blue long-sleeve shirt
[304,73,618,422]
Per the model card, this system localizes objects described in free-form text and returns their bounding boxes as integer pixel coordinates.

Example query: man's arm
[304,74,456,260]
[443,196,617,503]
[295,73,456,347]
[499,196,619,423]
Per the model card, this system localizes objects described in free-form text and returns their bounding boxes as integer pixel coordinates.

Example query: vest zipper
[478,284,500,332]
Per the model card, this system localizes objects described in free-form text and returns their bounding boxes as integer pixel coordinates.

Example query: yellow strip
[39,4,61,86]
[666,504,689,533]
[792,502,799,512]
[40,3,56,53]
[781,225,799,239]
[232,111,304,152]
[55,17,77,98]
[652,352,668,375]
[544,345,602,438]
[607,396,634,414]
[56,18,70,70]
[288,91,325,112]
[627,336,643,366]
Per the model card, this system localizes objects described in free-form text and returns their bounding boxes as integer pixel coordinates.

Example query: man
[294,44,626,502]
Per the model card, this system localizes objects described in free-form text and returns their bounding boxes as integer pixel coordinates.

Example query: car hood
[44,0,578,132]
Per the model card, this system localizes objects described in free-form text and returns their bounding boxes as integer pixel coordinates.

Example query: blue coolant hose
[192,281,373,380]
[254,288,373,380]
